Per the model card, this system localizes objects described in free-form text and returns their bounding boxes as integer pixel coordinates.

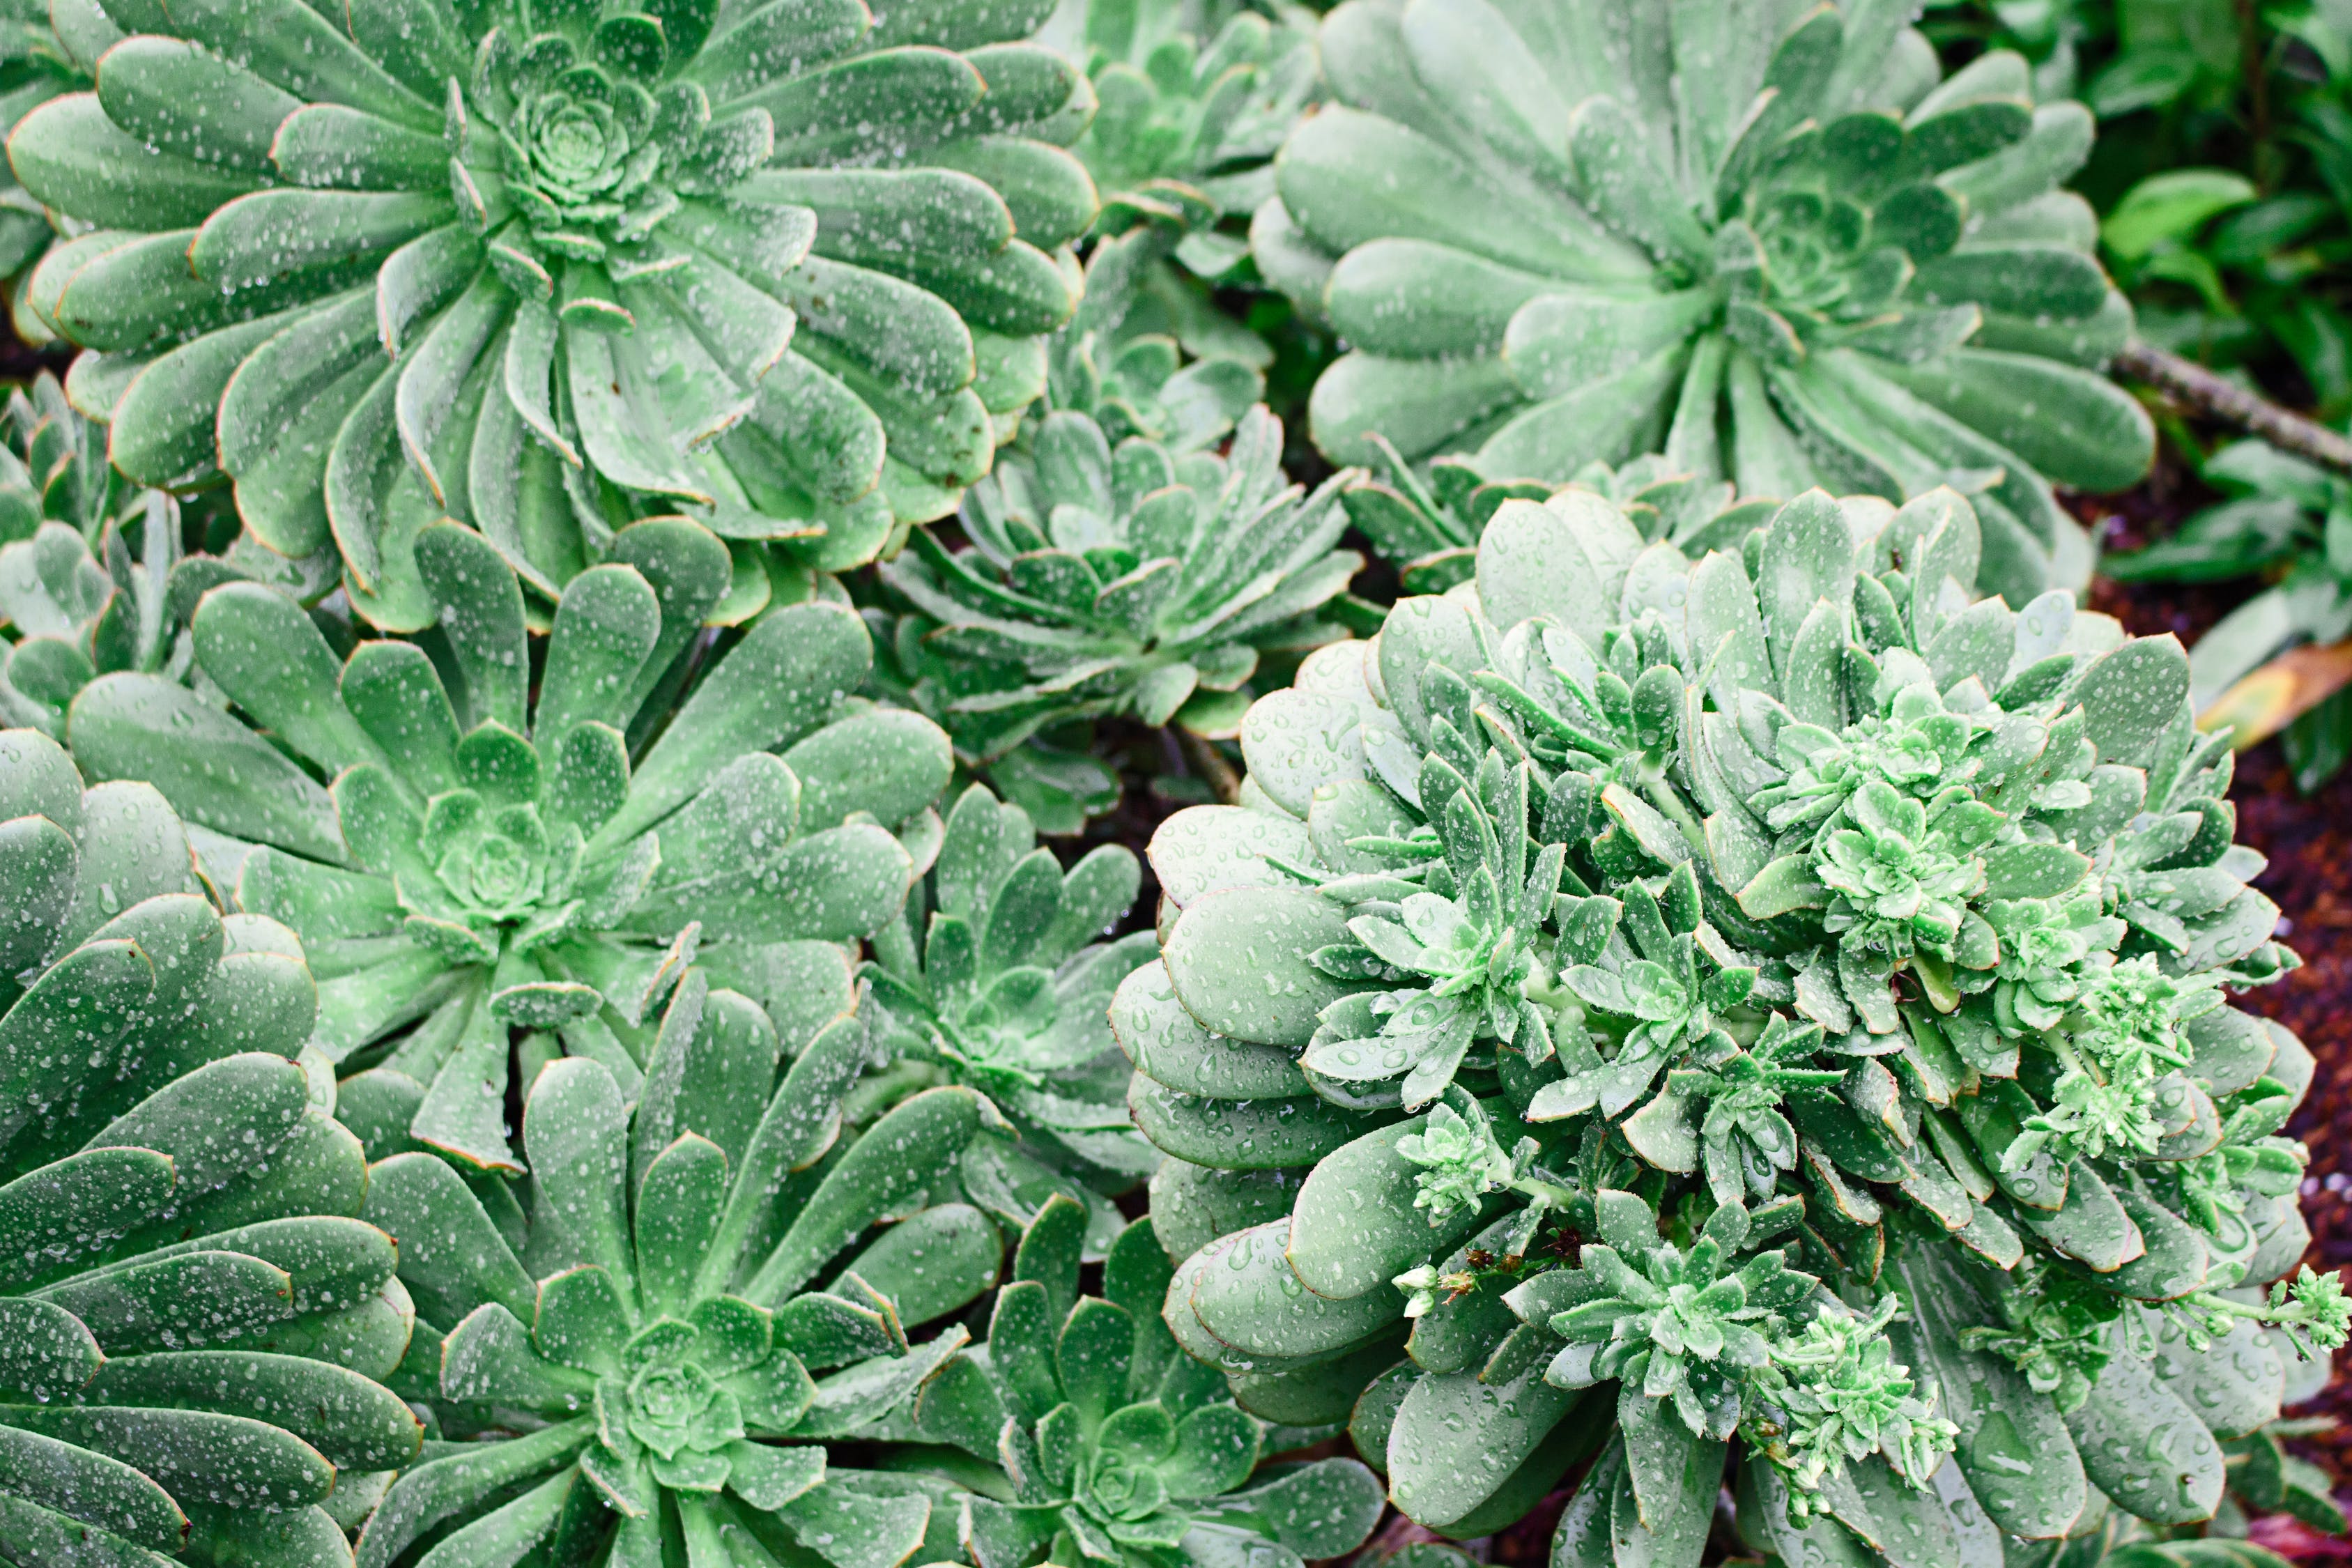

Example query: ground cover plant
[1137,482,2343,1565]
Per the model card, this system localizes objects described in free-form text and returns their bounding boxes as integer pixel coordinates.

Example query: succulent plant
[1073,0,1317,304]
[1899,1410,2345,1567]
[1075,0,1314,237]
[1256,0,2156,604]
[1129,479,2336,1562]
[0,372,381,744]
[0,725,424,1567]
[59,518,951,1176]
[1051,204,1267,459]
[0,0,93,330]
[892,1193,1388,1568]
[0,375,171,724]
[866,782,1161,1185]
[353,1005,1008,1568]
[9,0,1101,630]
[875,401,1359,829]
[2106,438,2352,792]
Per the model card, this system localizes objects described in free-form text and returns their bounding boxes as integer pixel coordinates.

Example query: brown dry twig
[2117,340,2352,475]
[1176,728,1240,804]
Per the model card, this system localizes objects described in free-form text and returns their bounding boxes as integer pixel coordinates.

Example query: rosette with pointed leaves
[1298,757,1581,1111]
[893,1194,1386,1568]
[1049,203,1267,458]
[1129,477,2335,1560]
[1076,0,1315,243]
[1345,450,1795,599]
[0,727,424,1568]
[59,519,949,1177]
[1073,0,1317,320]
[8,0,1099,631]
[0,374,175,729]
[0,374,281,738]
[876,403,1358,828]
[866,783,1160,1186]
[1257,0,2150,601]
[353,1009,1006,1568]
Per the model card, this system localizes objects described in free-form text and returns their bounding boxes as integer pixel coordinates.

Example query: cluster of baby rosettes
[1125,479,2337,1562]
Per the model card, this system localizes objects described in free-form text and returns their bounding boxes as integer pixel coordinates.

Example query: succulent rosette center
[624,1358,744,1461]
[933,969,1061,1090]
[491,36,696,257]
[1817,787,1985,957]
[426,796,578,928]
[1081,1450,1170,1523]
[518,91,635,198]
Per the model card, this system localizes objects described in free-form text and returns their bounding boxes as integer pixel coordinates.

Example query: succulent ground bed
[0,396,2337,1568]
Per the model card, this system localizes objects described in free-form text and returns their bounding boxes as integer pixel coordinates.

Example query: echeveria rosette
[1301,752,1575,1111]
[865,781,1161,1185]
[1047,201,1268,458]
[896,1195,1386,1568]
[0,374,259,735]
[0,727,425,1568]
[1742,1295,1958,1509]
[1132,477,2337,1558]
[9,0,1099,631]
[0,0,91,331]
[1538,863,1762,1132]
[1341,451,1783,598]
[1076,0,1315,252]
[355,1012,1008,1568]
[1393,1096,1519,1229]
[61,518,949,1176]
[1498,1188,1956,1530]
[0,374,312,721]
[1519,1187,1958,1521]
[1662,1012,1845,1210]
[1070,0,1318,380]
[877,401,1359,829]
[1260,0,2150,604]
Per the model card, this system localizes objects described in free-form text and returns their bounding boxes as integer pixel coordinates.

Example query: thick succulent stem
[1178,728,1240,803]
[2116,340,2352,475]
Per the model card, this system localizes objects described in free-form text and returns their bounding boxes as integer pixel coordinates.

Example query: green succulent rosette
[353,1014,1007,1568]
[7,0,1101,631]
[1342,448,1783,600]
[0,373,174,725]
[1070,0,1319,358]
[864,781,1161,1186]
[1076,0,1315,245]
[1050,204,1268,459]
[1123,480,2338,1562]
[875,402,1358,829]
[890,1194,1388,1568]
[0,372,288,734]
[1257,0,2156,604]
[0,0,95,325]
[57,517,951,1178]
[0,726,424,1568]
